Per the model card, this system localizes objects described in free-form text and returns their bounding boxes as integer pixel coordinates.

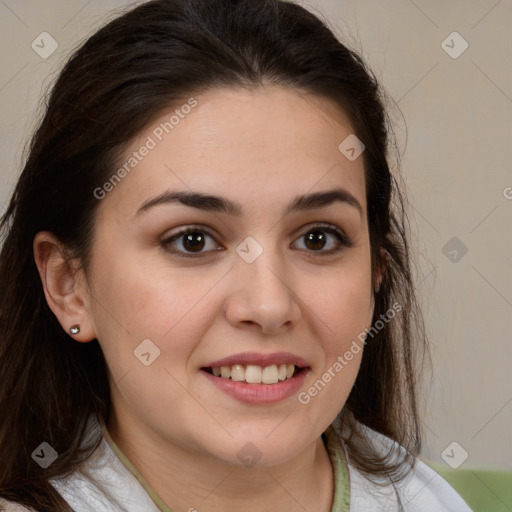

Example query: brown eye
[162,227,222,258]
[293,224,352,255]
[182,231,206,252]
[304,231,327,251]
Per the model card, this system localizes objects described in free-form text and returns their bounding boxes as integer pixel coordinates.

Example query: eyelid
[162,224,217,240]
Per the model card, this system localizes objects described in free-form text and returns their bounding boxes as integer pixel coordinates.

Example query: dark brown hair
[0,0,428,509]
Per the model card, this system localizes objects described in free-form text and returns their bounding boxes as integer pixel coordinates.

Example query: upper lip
[203,351,310,369]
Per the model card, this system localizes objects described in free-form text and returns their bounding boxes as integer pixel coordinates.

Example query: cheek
[308,256,374,349]
[297,254,373,421]
[87,245,223,376]
[313,276,371,380]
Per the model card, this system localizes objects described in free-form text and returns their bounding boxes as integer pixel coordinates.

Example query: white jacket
[1,415,473,511]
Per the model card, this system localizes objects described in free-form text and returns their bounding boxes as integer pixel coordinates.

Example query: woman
[0,0,472,510]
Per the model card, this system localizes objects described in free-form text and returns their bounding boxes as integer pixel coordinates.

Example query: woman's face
[84,86,374,466]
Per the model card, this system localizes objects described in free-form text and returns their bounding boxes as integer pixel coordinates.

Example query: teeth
[261,364,279,384]
[210,363,298,384]
[245,365,262,383]
[231,364,245,382]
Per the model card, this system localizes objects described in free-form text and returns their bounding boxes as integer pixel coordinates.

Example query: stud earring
[69,325,80,335]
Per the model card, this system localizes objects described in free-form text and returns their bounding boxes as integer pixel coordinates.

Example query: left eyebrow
[135,188,363,218]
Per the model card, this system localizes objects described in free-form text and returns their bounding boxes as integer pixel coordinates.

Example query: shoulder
[348,456,473,511]
[403,457,473,511]
[48,415,161,511]
[344,426,473,511]
[0,499,36,512]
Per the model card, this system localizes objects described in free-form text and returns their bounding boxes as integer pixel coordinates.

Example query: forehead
[95,86,367,220]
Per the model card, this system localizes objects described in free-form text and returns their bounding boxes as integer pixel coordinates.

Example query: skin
[34,86,382,511]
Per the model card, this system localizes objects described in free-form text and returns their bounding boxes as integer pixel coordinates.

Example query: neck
[106,410,334,512]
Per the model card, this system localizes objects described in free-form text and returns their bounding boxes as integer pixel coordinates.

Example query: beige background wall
[1,0,510,470]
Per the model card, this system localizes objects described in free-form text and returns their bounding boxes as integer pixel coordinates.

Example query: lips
[200,352,310,404]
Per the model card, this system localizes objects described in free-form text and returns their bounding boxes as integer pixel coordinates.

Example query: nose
[224,245,302,335]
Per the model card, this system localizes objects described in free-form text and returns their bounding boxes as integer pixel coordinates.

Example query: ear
[33,231,96,342]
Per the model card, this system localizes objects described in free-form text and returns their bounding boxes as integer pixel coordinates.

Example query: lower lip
[201,368,309,405]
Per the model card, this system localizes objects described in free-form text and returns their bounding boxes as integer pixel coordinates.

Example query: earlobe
[32,231,96,342]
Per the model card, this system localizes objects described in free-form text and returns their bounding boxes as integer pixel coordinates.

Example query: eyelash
[161,223,353,259]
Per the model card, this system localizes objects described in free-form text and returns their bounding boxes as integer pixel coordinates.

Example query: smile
[204,363,303,384]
